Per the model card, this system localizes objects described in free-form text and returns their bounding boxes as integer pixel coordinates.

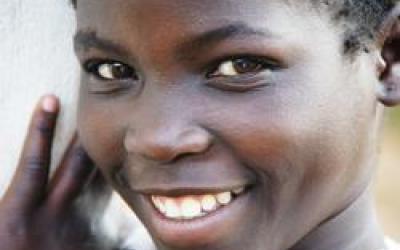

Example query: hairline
[70,0,394,56]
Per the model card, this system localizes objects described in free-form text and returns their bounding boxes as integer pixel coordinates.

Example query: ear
[377,3,400,107]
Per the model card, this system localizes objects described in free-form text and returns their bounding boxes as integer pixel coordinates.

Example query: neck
[290,188,386,250]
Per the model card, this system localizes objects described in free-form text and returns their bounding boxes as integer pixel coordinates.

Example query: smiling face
[75,1,383,249]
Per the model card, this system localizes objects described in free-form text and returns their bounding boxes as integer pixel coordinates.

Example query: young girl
[1,1,400,249]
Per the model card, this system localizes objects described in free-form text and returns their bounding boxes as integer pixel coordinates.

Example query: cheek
[77,101,127,177]
[208,78,373,210]
[214,105,317,192]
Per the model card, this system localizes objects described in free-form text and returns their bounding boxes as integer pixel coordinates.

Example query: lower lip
[141,189,252,248]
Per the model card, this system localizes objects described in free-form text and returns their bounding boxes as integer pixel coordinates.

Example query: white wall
[0,0,78,193]
[0,1,154,249]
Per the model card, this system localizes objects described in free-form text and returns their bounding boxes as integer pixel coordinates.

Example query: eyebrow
[73,22,273,59]
[176,22,273,61]
[74,30,130,56]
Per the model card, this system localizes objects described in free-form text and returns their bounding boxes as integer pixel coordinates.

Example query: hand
[0,95,102,250]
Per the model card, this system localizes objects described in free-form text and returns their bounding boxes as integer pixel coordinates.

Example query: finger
[6,95,59,210]
[47,134,95,211]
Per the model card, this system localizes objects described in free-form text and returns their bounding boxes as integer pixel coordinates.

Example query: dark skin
[1,1,400,250]
[0,96,106,250]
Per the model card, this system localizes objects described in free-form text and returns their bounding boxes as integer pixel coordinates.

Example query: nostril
[145,144,181,163]
[124,135,183,162]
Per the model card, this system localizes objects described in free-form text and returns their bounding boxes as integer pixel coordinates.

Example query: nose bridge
[124,115,213,163]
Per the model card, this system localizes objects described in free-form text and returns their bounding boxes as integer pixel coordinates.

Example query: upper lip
[134,185,249,197]
[132,184,251,197]
[120,159,256,196]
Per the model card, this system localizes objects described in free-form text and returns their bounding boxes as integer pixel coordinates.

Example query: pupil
[233,59,259,73]
[112,64,128,78]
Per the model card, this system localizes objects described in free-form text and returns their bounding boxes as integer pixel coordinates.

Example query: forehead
[76,0,334,42]
[75,0,344,73]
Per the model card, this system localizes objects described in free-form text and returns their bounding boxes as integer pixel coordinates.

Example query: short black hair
[70,0,396,54]
[322,0,395,54]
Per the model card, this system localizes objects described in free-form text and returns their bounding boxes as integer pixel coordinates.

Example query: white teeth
[152,196,166,213]
[233,187,245,195]
[164,199,181,218]
[151,187,246,220]
[201,195,218,212]
[181,197,202,219]
[216,192,232,205]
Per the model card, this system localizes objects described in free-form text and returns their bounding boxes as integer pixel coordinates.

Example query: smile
[150,186,246,220]
[138,183,255,247]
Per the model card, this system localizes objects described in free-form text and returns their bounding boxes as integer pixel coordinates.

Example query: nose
[124,124,213,163]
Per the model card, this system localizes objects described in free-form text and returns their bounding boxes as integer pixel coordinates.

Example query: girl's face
[75,1,380,249]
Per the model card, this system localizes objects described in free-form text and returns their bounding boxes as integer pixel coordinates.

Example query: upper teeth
[201,195,217,212]
[151,187,246,220]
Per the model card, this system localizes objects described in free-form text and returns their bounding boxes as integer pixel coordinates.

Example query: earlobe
[377,4,400,107]
[377,63,400,107]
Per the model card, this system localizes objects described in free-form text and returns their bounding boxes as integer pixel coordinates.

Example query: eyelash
[84,59,138,81]
[82,55,279,91]
[207,55,280,78]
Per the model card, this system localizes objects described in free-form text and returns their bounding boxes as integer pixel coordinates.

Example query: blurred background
[376,109,400,241]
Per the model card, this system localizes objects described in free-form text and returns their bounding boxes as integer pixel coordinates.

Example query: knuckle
[7,223,29,238]
[22,156,49,174]
[0,210,43,249]
[1,216,30,238]
[36,119,54,137]
[24,155,49,168]
[73,147,90,163]
[73,147,86,159]
[72,147,92,166]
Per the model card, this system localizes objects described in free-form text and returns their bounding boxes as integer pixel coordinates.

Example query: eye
[209,57,275,78]
[85,60,137,81]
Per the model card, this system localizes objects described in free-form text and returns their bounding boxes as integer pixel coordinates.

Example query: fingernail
[41,95,58,113]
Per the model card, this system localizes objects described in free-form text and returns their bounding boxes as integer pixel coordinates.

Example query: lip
[138,186,254,248]
[134,185,249,197]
